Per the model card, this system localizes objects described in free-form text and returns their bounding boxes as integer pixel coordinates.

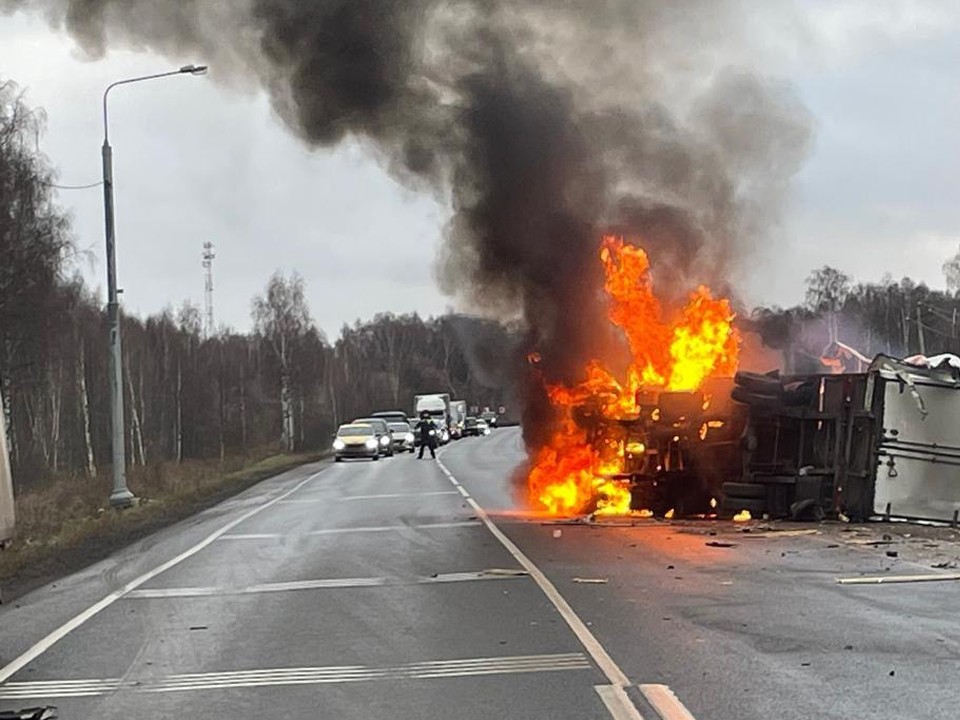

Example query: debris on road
[705,540,737,548]
[739,528,821,539]
[0,708,58,720]
[481,568,529,577]
[836,572,960,585]
[885,550,899,558]
[572,577,608,584]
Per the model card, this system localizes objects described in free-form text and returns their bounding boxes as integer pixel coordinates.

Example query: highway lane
[4,428,960,719]
[443,428,960,720]
[0,447,615,719]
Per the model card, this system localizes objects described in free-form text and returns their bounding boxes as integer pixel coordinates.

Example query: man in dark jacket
[416,412,437,459]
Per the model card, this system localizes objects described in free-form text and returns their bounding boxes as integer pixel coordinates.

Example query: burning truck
[525,236,744,518]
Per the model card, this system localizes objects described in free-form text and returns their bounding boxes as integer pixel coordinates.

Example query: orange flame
[528,236,740,516]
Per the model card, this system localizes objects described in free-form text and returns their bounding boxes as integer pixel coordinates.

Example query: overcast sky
[1,2,959,339]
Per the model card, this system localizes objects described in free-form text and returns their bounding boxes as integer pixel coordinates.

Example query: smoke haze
[3,0,813,443]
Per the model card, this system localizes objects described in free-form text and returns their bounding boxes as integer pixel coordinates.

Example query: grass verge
[0,450,327,602]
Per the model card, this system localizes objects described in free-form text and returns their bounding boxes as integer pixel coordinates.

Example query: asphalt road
[1,427,959,719]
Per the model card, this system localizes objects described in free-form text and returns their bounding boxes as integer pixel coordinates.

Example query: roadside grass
[0,449,326,600]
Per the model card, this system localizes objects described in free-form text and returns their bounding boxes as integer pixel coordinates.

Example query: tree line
[0,80,516,492]
[749,262,960,373]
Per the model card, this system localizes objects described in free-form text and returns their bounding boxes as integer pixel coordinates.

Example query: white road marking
[0,653,590,699]
[435,456,629,687]
[218,520,481,540]
[639,684,697,720]
[435,454,692,720]
[596,684,646,720]
[125,569,529,598]
[339,491,460,500]
[836,572,960,585]
[0,469,326,684]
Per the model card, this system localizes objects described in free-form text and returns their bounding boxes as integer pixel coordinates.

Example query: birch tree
[252,272,314,452]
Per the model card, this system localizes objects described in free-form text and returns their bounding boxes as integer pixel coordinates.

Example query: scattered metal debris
[0,708,57,720]
[572,577,608,584]
[705,540,737,548]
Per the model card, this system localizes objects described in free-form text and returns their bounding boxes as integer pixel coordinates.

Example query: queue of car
[332,406,497,461]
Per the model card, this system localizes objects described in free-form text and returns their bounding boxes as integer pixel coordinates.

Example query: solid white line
[596,685,647,720]
[435,456,631,688]
[339,491,460,500]
[0,468,325,684]
[218,533,281,540]
[125,569,529,598]
[639,684,698,720]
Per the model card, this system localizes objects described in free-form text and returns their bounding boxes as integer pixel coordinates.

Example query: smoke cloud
[4,0,813,445]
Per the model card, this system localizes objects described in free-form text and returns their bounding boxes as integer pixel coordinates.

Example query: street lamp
[101,64,208,508]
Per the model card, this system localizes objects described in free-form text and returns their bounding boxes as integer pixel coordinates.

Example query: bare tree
[252,272,315,451]
[943,244,960,295]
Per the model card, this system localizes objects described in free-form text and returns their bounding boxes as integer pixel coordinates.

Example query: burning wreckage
[525,238,960,526]
[525,236,743,519]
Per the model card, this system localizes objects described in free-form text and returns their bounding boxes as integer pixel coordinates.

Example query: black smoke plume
[4,0,813,450]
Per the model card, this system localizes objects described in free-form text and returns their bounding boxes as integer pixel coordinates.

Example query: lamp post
[102,64,208,508]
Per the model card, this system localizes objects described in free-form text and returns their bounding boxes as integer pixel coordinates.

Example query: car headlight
[483,428,491,435]
[405,432,414,443]
[365,438,378,449]
[333,439,345,450]
[380,435,390,446]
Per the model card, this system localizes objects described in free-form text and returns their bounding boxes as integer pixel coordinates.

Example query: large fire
[527,236,739,516]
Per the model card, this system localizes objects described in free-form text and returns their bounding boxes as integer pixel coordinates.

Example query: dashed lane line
[338,491,460,501]
[0,468,326,684]
[435,456,629,687]
[436,453,699,720]
[596,684,646,720]
[218,520,481,540]
[125,569,530,598]
[638,684,698,720]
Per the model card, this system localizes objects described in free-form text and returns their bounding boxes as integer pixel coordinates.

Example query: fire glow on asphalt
[527,236,740,517]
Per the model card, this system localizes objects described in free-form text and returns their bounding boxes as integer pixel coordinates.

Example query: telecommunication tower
[202,241,216,337]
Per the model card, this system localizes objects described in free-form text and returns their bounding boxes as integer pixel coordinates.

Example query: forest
[4,79,960,496]
[0,81,517,493]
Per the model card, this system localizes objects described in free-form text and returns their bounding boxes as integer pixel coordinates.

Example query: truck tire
[734,371,781,394]
[721,482,766,500]
[720,497,765,515]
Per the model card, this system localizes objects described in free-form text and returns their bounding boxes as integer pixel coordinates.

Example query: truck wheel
[372,455,380,461]
[721,482,766,500]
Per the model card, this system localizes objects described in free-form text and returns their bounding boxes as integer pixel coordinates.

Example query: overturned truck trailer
[728,355,960,523]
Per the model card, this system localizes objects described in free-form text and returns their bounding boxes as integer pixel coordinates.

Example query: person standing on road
[416,412,437,460]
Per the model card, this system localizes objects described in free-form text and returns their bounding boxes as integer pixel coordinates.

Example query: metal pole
[916,304,926,356]
[100,64,208,509]
[102,137,134,508]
